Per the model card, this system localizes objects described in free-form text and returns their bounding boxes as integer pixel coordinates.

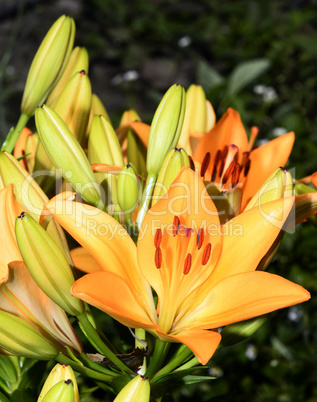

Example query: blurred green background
[1,0,317,400]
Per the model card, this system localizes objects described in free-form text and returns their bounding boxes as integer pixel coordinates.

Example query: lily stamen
[155,246,162,269]
[154,228,162,248]
[202,243,212,266]
[183,253,192,275]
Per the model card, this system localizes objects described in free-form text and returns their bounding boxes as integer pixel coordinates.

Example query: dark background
[1,0,317,400]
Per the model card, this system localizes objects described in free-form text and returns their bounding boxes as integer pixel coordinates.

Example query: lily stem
[56,353,114,382]
[136,172,157,230]
[145,338,169,379]
[77,312,134,374]
[151,345,193,382]
[1,112,29,153]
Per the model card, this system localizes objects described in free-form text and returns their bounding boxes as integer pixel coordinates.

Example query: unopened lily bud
[0,310,59,360]
[38,364,79,402]
[127,129,147,176]
[244,167,293,211]
[178,84,207,153]
[114,375,150,402]
[152,148,190,205]
[147,84,185,175]
[21,16,75,117]
[0,356,20,384]
[53,70,92,144]
[42,380,74,402]
[88,115,124,205]
[35,105,102,208]
[46,46,89,107]
[15,212,85,316]
[117,164,139,214]
[119,109,141,127]
[86,93,111,140]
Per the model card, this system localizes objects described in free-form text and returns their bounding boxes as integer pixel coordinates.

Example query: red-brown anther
[155,247,162,269]
[183,253,192,275]
[244,159,251,177]
[197,228,204,250]
[173,216,180,236]
[222,160,236,185]
[188,155,196,171]
[231,163,240,188]
[202,243,212,266]
[200,152,211,177]
[154,229,162,248]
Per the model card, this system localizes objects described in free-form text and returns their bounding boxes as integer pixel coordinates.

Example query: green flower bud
[42,380,74,402]
[178,84,207,153]
[114,375,150,402]
[21,15,75,117]
[147,84,185,175]
[38,364,79,402]
[244,167,293,211]
[152,147,190,205]
[0,310,59,360]
[15,212,85,316]
[53,70,92,144]
[46,46,89,108]
[35,105,102,208]
[0,356,20,384]
[117,164,139,214]
[88,115,124,205]
[86,94,111,141]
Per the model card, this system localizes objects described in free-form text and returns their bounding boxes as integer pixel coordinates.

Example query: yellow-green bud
[15,213,85,316]
[53,70,92,144]
[0,356,20,384]
[38,364,79,402]
[114,375,150,402]
[86,93,111,140]
[0,151,72,263]
[35,105,102,208]
[88,115,124,167]
[46,46,89,107]
[88,115,124,205]
[42,380,74,402]
[178,84,207,153]
[117,164,139,214]
[21,16,75,117]
[0,310,58,360]
[244,167,293,211]
[152,148,190,205]
[147,84,185,175]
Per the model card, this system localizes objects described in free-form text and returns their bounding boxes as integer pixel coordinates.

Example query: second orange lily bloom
[46,169,309,365]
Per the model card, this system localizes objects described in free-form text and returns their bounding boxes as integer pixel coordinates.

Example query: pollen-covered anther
[173,216,180,236]
[196,228,205,250]
[222,160,236,185]
[155,247,162,269]
[200,152,211,177]
[183,253,192,275]
[154,228,162,248]
[202,243,212,266]
[231,162,241,188]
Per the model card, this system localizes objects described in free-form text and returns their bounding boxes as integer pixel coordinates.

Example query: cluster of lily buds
[1,13,317,402]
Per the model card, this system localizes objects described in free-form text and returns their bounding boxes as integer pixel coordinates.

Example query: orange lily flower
[193,108,295,210]
[45,169,309,365]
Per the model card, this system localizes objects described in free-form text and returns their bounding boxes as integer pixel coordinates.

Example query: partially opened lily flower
[45,168,309,365]
[193,108,295,210]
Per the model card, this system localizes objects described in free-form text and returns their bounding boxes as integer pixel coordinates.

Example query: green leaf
[197,60,225,92]
[183,375,215,385]
[227,59,270,97]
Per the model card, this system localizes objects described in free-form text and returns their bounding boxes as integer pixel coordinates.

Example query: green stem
[78,353,118,376]
[145,338,169,379]
[135,328,147,374]
[136,172,157,230]
[151,345,193,382]
[1,112,29,153]
[56,353,114,382]
[77,312,134,374]
[174,356,199,372]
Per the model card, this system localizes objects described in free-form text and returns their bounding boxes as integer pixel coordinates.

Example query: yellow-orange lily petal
[194,108,249,169]
[0,185,24,284]
[0,261,82,354]
[72,271,157,329]
[70,247,102,273]
[241,132,295,209]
